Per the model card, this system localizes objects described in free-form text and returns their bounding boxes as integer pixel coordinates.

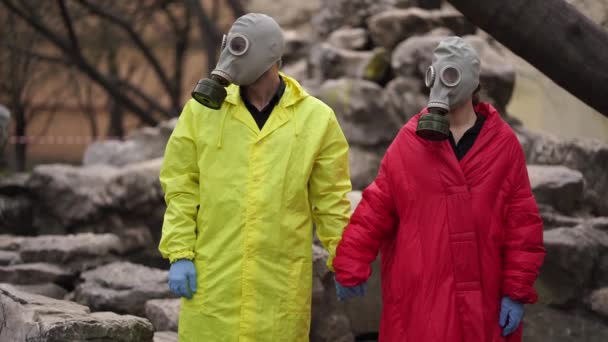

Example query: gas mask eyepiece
[191,34,249,110]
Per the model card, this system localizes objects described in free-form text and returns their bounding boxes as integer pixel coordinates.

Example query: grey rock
[246,0,321,31]
[284,30,312,65]
[317,79,400,147]
[341,191,383,335]
[19,233,121,265]
[392,34,515,113]
[0,172,30,194]
[14,283,68,299]
[327,27,369,50]
[0,250,20,265]
[518,128,608,216]
[523,304,608,342]
[347,191,362,212]
[16,232,149,272]
[594,253,608,288]
[0,262,75,286]
[104,158,164,217]
[0,234,24,250]
[368,8,475,50]
[311,43,389,82]
[538,205,584,230]
[282,59,309,83]
[392,35,443,79]
[0,194,33,235]
[27,163,119,233]
[312,0,393,38]
[26,157,165,236]
[145,299,180,332]
[383,76,427,125]
[312,243,331,281]
[527,165,585,214]
[83,119,175,167]
[72,262,173,317]
[588,288,608,319]
[350,146,382,191]
[311,313,355,342]
[118,227,156,255]
[589,217,608,231]
[310,244,355,342]
[538,226,608,306]
[0,283,154,342]
[154,331,178,342]
[342,260,382,336]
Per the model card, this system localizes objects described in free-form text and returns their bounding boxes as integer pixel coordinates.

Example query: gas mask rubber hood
[416,36,481,140]
[191,13,285,109]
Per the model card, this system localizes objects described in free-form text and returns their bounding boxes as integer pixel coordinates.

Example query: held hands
[499,296,524,336]
[335,278,368,301]
[168,259,197,299]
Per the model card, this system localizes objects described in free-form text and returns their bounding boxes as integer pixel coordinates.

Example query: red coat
[334,103,545,342]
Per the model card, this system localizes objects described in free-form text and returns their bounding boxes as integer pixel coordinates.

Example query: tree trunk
[107,100,124,139]
[13,106,26,172]
[189,0,222,74]
[448,0,608,116]
[418,0,442,9]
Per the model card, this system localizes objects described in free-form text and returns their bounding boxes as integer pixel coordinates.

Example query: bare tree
[448,0,608,116]
[0,11,47,171]
[418,0,442,9]
[0,0,244,129]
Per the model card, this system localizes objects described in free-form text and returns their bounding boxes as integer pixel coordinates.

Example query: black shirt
[448,114,486,161]
[240,76,286,130]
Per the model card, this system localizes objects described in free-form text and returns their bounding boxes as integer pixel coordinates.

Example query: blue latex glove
[499,296,524,336]
[335,279,367,301]
[168,259,197,299]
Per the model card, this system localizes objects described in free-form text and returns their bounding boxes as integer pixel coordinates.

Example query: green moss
[363,47,389,82]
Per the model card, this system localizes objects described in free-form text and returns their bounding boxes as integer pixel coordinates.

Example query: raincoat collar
[406,102,504,187]
[224,72,309,108]
[222,73,309,141]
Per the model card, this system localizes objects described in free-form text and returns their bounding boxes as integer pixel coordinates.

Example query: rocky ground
[1,0,608,341]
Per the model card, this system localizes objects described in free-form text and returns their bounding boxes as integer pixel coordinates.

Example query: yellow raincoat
[159,74,352,341]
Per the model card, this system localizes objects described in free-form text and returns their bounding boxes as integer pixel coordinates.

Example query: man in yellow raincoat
[158,13,352,341]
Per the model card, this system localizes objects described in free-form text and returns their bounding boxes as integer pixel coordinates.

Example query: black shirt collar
[448,113,486,161]
[240,76,285,114]
[239,76,286,130]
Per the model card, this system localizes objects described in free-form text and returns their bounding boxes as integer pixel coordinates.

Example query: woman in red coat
[333,37,545,342]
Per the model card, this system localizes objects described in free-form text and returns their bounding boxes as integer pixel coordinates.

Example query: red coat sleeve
[333,139,400,286]
[502,140,546,304]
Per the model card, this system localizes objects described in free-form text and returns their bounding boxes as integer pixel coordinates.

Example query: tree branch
[0,43,69,65]
[188,0,222,73]
[226,0,245,18]
[1,0,161,125]
[57,0,81,51]
[76,0,174,96]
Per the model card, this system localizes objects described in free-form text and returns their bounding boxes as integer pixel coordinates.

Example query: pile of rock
[0,233,176,341]
[281,1,517,190]
[1,0,608,340]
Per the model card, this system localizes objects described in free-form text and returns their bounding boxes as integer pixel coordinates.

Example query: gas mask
[416,37,481,140]
[191,13,285,109]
